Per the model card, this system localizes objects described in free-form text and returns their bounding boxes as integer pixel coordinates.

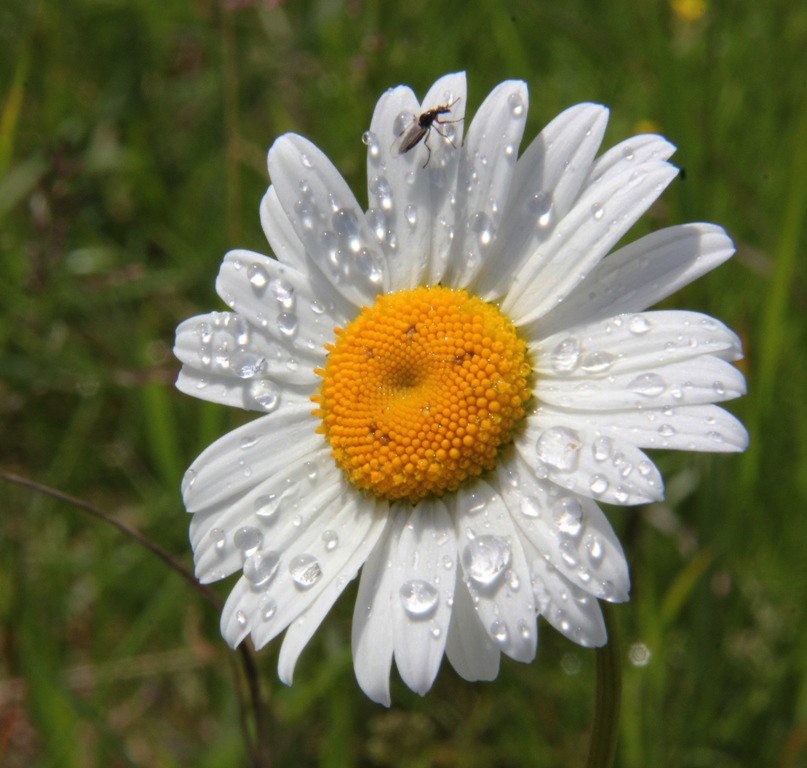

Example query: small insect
[396,97,462,167]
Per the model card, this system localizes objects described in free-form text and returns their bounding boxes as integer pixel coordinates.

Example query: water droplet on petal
[520,496,542,518]
[508,91,525,117]
[591,202,605,220]
[277,312,298,338]
[322,530,339,551]
[586,534,604,564]
[629,373,667,398]
[405,205,417,227]
[490,619,509,644]
[589,475,609,496]
[527,191,553,229]
[210,528,226,552]
[628,315,651,334]
[399,579,439,618]
[581,351,614,374]
[536,427,582,472]
[243,551,280,589]
[468,211,495,247]
[462,535,512,586]
[592,436,614,462]
[289,554,322,588]
[236,610,247,627]
[248,263,268,290]
[260,595,277,621]
[549,337,581,373]
[621,145,636,161]
[234,526,263,554]
[552,496,584,537]
[249,380,281,412]
[230,350,266,379]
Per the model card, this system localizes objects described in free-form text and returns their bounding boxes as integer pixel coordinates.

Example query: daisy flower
[174,72,748,705]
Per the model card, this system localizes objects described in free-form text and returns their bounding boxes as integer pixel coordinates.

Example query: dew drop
[260,596,277,621]
[399,579,439,618]
[520,496,542,518]
[236,610,247,627]
[658,423,677,437]
[253,494,279,522]
[243,551,280,589]
[269,278,295,309]
[405,204,418,227]
[628,315,651,335]
[468,211,495,247]
[289,554,322,588]
[249,380,281,412]
[552,496,584,537]
[247,263,269,290]
[230,350,266,379]
[527,191,554,229]
[589,475,609,496]
[277,312,298,338]
[628,373,667,397]
[581,351,614,374]
[322,529,339,551]
[549,337,581,373]
[591,202,605,220]
[592,435,614,462]
[508,91,525,117]
[209,528,226,552]
[490,619,509,644]
[586,535,604,564]
[621,145,636,161]
[712,380,726,397]
[462,535,512,586]
[536,427,582,472]
[234,526,263,554]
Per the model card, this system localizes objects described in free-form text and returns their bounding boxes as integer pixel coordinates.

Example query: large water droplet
[399,579,439,618]
[552,496,584,538]
[249,380,280,412]
[269,278,295,309]
[549,337,581,373]
[628,315,651,334]
[628,373,667,398]
[243,551,280,589]
[234,526,263,554]
[581,351,614,375]
[520,496,542,518]
[536,427,582,472]
[289,554,322,589]
[462,535,512,586]
[230,350,266,379]
[254,494,279,522]
[589,475,609,495]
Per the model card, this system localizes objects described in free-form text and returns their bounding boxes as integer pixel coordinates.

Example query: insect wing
[395,118,427,156]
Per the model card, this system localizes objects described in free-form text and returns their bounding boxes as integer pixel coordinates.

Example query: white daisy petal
[190,447,337,583]
[475,103,609,299]
[216,249,350,358]
[259,186,308,276]
[352,514,400,706]
[504,160,679,325]
[528,549,608,648]
[445,576,501,682]
[453,479,537,662]
[584,134,676,187]
[181,402,319,514]
[268,133,389,305]
[541,403,749,453]
[520,412,664,505]
[498,457,631,603]
[533,223,736,337]
[536,355,746,412]
[278,497,388,686]
[392,497,456,696]
[245,488,385,652]
[532,310,743,375]
[447,79,529,290]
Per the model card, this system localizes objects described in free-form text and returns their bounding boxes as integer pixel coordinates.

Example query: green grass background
[1,0,805,765]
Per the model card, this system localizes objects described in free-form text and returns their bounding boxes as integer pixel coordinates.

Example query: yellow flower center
[313,286,531,502]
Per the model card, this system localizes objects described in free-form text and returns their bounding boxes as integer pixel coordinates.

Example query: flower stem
[587,603,622,768]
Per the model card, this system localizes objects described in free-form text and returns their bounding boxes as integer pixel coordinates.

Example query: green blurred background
[1,0,805,765]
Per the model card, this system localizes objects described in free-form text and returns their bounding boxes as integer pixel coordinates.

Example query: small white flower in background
[174,72,747,705]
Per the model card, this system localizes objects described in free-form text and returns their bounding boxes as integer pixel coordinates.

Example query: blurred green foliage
[1,0,805,765]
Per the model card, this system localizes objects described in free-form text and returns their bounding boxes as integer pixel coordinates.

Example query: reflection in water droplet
[552,496,584,537]
[549,337,581,373]
[536,427,582,472]
[234,527,263,553]
[248,263,268,290]
[322,530,339,551]
[628,373,667,397]
[243,551,280,589]
[589,475,609,495]
[462,535,512,586]
[399,579,439,617]
[250,380,281,412]
[289,554,322,588]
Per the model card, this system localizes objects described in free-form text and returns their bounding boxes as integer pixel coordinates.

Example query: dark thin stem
[587,603,622,768]
[1,469,270,767]
[0,470,220,609]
